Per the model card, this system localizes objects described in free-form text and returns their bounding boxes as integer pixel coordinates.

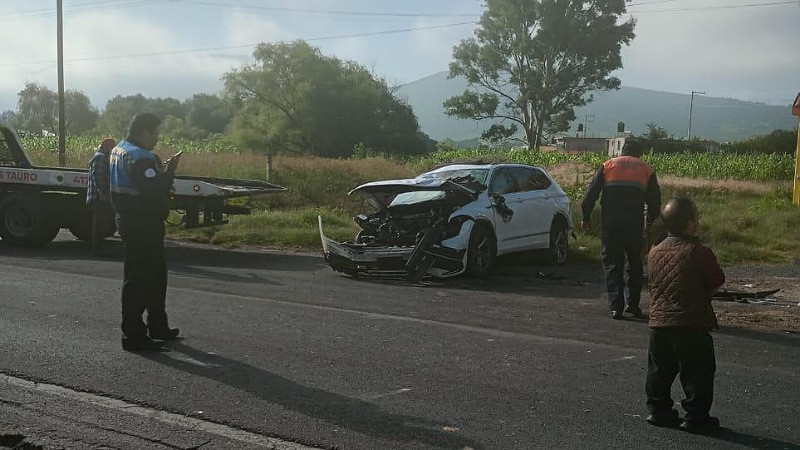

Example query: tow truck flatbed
[0,125,286,245]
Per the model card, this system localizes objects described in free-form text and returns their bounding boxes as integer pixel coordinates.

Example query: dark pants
[646,328,716,421]
[116,214,169,339]
[90,200,114,255]
[601,222,644,312]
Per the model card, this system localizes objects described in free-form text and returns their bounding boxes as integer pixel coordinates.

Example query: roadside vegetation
[20,136,799,266]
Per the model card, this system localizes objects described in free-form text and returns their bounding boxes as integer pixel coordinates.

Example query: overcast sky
[0,0,798,113]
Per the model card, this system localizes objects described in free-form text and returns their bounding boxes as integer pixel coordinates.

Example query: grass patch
[170,207,359,249]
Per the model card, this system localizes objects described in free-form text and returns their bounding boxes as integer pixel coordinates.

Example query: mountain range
[396,71,797,143]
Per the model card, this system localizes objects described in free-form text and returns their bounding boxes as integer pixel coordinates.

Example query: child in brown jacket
[645,196,725,434]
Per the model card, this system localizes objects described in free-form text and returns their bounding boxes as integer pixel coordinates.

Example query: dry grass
[547,162,597,187]
[658,175,792,194]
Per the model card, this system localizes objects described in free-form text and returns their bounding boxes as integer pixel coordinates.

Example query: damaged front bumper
[318,215,473,281]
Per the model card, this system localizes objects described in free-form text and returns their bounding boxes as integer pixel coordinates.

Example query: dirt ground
[493,254,800,335]
[713,263,800,333]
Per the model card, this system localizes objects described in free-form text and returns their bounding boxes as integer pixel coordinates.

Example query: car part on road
[713,288,782,303]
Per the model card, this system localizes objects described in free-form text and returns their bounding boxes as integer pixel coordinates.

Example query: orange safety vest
[602,156,653,191]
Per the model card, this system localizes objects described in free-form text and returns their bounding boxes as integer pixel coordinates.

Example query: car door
[508,166,554,249]
[487,167,529,253]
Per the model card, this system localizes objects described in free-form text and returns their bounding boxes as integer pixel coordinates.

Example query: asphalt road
[1,232,798,450]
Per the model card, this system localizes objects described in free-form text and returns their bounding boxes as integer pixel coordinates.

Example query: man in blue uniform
[110,113,181,351]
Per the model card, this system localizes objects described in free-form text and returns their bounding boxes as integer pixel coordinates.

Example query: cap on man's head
[100,138,116,150]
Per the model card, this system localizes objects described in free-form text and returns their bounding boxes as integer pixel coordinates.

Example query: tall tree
[64,90,99,133]
[15,82,98,134]
[224,40,427,158]
[98,94,187,136]
[185,93,233,134]
[16,82,58,133]
[445,0,635,150]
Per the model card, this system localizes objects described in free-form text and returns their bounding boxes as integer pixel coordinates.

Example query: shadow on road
[144,342,483,450]
[716,326,800,349]
[1,237,327,275]
[711,427,800,450]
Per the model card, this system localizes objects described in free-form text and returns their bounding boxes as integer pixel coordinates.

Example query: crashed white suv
[318,163,573,282]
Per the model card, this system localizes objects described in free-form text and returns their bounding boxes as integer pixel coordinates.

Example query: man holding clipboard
[110,113,183,352]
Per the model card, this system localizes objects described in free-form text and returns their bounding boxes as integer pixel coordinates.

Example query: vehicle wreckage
[318,164,573,282]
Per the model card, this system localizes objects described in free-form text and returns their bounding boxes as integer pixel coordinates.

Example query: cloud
[619,2,800,103]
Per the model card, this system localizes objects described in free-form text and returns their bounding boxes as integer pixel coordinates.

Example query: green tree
[160,115,208,140]
[224,40,427,158]
[98,94,151,136]
[15,82,98,134]
[185,93,233,134]
[98,94,187,136]
[64,90,99,133]
[0,110,18,127]
[16,82,57,133]
[445,0,635,150]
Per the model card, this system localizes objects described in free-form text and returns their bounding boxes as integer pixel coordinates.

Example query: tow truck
[0,125,286,246]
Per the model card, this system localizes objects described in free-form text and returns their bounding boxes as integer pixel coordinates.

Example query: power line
[627,0,682,5]
[0,21,477,68]
[170,0,479,18]
[0,0,177,20]
[0,0,479,21]
[629,0,798,13]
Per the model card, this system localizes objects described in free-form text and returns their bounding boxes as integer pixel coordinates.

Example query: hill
[396,71,796,143]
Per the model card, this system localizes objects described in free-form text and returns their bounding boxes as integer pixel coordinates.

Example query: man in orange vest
[581,140,662,320]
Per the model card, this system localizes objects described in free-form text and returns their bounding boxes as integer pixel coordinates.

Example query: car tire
[466,223,496,278]
[547,219,569,266]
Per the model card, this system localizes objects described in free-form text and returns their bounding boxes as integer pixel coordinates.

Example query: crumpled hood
[349,176,484,209]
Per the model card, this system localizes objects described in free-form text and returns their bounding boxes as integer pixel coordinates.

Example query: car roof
[427,163,546,172]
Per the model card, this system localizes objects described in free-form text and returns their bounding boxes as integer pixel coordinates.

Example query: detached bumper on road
[318,216,467,280]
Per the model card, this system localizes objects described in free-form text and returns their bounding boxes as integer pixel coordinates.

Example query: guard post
[793,93,800,206]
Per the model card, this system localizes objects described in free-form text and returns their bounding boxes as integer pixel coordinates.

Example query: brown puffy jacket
[647,235,724,330]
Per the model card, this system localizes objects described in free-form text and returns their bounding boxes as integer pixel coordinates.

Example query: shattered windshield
[390,190,447,206]
[419,168,489,184]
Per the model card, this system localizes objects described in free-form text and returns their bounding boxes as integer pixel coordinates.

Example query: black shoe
[625,306,645,318]
[680,417,720,434]
[149,327,180,341]
[609,310,623,320]
[646,409,680,427]
[122,336,163,352]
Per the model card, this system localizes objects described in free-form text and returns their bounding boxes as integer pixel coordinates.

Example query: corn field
[420,148,794,181]
[19,136,795,181]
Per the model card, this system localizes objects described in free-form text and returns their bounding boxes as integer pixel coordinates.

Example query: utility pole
[792,93,800,206]
[687,90,705,140]
[57,0,66,166]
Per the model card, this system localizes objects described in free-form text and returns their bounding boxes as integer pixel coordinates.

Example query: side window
[510,166,551,191]
[489,169,519,195]
[530,168,552,190]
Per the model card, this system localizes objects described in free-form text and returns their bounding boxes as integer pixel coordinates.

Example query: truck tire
[0,193,57,246]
